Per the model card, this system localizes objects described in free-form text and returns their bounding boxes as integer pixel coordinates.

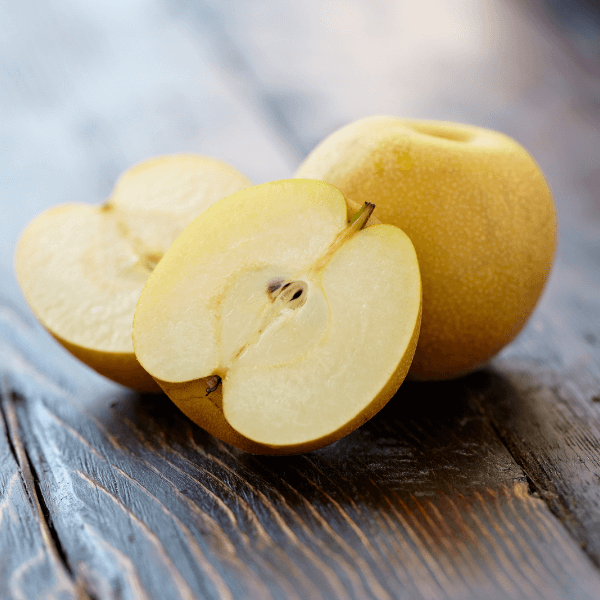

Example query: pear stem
[309,202,375,277]
[349,202,375,227]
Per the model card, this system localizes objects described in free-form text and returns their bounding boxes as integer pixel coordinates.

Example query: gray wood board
[487,228,600,565]
[0,381,80,600]
[3,330,600,599]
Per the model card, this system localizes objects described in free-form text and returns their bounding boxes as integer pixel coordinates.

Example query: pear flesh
[133,179,421,453]
[15,155,251,390]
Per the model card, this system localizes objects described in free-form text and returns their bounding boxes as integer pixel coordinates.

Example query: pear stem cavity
[142,252,162,271]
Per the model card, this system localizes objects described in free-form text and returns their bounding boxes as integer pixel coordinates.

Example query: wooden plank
[0,380,81,600]
[3,316,600,598]
[482,226,600,567]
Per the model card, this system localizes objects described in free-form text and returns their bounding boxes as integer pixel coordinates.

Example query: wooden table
[1,1,600,598]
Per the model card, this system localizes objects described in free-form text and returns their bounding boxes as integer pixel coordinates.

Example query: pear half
[133,179,421,454]
[15,155,251,390]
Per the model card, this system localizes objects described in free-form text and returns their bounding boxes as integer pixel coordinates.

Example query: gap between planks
[0,376,93,600]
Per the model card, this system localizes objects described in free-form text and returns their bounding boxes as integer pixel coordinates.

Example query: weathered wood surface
[487,227,600,565]
[0,381,80,600]
[1,0,600,598]
[3,347,600,599]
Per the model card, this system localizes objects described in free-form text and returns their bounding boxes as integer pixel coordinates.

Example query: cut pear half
[15,155,251,390]
[134,179,421,453]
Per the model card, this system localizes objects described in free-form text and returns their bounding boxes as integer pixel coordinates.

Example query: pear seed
[267,277,285,295]
[277,281,307,310]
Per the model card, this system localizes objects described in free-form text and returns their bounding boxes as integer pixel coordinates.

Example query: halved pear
[15,155,252,390]
[133,179,421,453]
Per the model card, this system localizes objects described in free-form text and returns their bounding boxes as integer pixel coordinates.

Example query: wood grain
[3,331,600,599]
[0,380,81,600]
[483,228,600,567]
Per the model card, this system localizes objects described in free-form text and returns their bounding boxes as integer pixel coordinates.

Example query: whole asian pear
[295,116,557,380]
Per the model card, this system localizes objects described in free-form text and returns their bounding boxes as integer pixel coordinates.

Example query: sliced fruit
[15,155,251,390]
[133,179,421,453]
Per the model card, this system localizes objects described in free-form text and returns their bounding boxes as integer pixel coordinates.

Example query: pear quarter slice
[134,179,421,454]
[15,155,251,390]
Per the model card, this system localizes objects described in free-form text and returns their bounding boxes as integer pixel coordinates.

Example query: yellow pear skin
[296,117,557,380]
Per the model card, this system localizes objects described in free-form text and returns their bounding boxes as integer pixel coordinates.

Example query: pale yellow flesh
[15,155,251,390]
[133,180,350,383]
[223,224,420,448]
[134,179,421,453]
[295,117,557,380]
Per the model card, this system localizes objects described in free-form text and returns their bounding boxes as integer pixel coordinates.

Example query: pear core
[15,155,251,390]
[133,179,421,453]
